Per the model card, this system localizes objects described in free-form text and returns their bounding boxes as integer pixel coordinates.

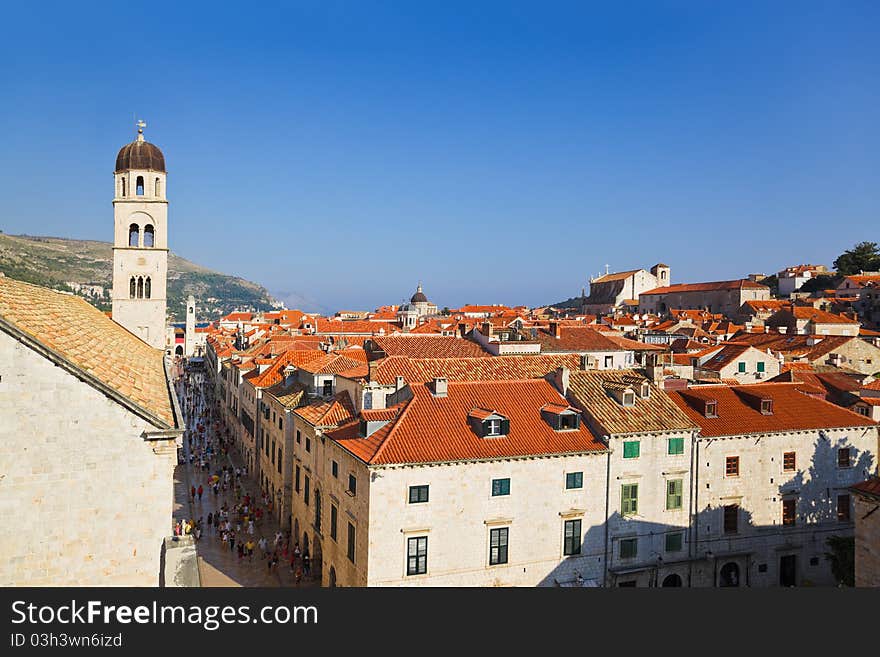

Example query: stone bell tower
[110,120,168,349]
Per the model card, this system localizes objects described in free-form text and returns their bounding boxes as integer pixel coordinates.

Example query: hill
[0,233,279,321]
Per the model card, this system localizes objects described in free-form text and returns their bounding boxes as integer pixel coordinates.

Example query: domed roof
[115,132,165,173]
[410,283,428,303]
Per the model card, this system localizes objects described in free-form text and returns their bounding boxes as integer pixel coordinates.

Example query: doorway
[780,555,797,587]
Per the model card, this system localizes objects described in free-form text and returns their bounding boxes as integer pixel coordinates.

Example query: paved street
[172,366,317,588]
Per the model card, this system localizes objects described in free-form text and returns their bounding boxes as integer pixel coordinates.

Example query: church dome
[410,284,428,303]
[115,135,165,173]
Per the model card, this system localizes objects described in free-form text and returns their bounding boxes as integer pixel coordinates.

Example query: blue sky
[1,1,878,313]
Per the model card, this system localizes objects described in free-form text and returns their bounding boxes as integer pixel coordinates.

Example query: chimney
[553,367,570,396]
[368,360,378,382]
[396,375,405,392]
[431,377,448,397]
[549,321,561,337]
[481,321,492,338]
[579,354,589,371]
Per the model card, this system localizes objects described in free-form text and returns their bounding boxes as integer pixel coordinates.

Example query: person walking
[197,484,203,501]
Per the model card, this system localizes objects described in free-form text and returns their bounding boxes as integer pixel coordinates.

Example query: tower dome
[115,127,165,173]
[410,283,428,303]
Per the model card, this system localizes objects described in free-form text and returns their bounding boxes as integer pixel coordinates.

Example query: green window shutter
[622,484,638,515]
[738,362,746,373]
[623,441,640,459]
[665,532,683,552]
[757,361,765,372]
[666,479,683,510]
[500,419,510,435]
[668,437,684,455]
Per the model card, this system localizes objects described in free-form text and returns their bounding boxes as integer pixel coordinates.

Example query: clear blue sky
[1,1,878,313]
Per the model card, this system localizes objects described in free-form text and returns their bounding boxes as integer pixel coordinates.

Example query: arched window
[128,224,139,247]
[719,562,740,587]
[137,277,144,299]
[143,225,155,247]
[121,177,126,197]
[136,176,144,196]
[155,177,161,197]
[129,277,136,299]
[145,277,151,299]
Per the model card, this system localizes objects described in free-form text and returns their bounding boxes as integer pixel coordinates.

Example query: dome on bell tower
[115,124,165,173]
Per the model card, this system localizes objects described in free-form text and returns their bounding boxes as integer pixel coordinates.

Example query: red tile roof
[327,379,607,465]
[850,477,880,500]
[536,326,626,353]
[293,391,356,427]
[669,383,876,437]
[368,335,491,358]
[641,279,769,295]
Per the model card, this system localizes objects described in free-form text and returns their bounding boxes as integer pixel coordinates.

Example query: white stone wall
[0,331,176,586]
[692,426,878,587]
[365,454,609,587]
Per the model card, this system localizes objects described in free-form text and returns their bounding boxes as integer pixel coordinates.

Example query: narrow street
[172,363,317,587]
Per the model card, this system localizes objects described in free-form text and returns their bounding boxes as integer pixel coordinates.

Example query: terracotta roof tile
[369,335,490,358]
[0,276,175,427]
[641,279,769,295]
[293,391,356,427]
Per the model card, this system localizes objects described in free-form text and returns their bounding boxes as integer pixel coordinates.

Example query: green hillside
[0,232,279,321]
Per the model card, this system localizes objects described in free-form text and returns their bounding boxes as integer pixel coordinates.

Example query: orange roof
[641,279,768,295]
[369,335,490,358]
[339,353,584,385]
[843,275,880,287]
[298,353,366,375]
[0,276,176,428]
[293,391,356,427]
[670,383,875,437]
[327,379,607,465]
[785,307,859,324]
[243,350,327,388]
[850,477,880,500]
[589,269,642,283]
[536,326,626,353]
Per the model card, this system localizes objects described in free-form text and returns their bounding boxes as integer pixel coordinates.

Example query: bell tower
[111,120,168,349]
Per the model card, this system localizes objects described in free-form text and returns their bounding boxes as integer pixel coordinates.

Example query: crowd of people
[173,362,314,586]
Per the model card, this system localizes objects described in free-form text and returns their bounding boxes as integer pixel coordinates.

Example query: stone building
[581,264,670,315]
[312,378,610,587]
[111,123,169,350]
[850,477,880,586]
[670,383,877,587]
[639,279,770,318]
[397,284,438,330]
[0,275,182,586]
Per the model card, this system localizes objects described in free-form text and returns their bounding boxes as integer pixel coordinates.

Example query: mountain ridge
[0,232,280,321]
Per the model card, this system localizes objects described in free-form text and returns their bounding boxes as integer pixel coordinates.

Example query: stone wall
[854,493,880,587]
[0,331,176,586]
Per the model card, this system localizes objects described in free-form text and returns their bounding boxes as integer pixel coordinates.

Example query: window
[314,489,322,532]
[348,474,357,496]
[277,449,282,474]
[332,460,339,478]
[489,528,509,565]
[737,361,746,373]
[129,277,136,299]
[143,225,155,247]
[303,476,310,506]
[129,223,139,247]
[558,413,579,430]
[278,418,283,431]
[622,392,635,406]
[409,485,429,504]
[136,175,144,195]
[666,479,683,510]
[623,441,640,459]
[604,355,613,368]
[621,484,638,516]
[407,536,427,575]
[121,177,126,197]
[667,437,684,455]
[296,430,301,444]
[486,419,503,436]
[347,523,356,563]
[837,448,851,469]
[757,361,766,373]
[782,498,796,526]
[725,456,740,477]
[665,532,683,553]
[565,472,583,490]
[271,440,276,464]
[723,504,738,534]
[330,504,338,540]
[563,519,581,556]
[155,177,161,196]
[619,538,637,559]
[783,452,796,471]
[705,401,717,417]
[491,478,510,497]
[322,380,333,396]
[837,494,851,522]
[760,399,773,414]
[137,277,144,299]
